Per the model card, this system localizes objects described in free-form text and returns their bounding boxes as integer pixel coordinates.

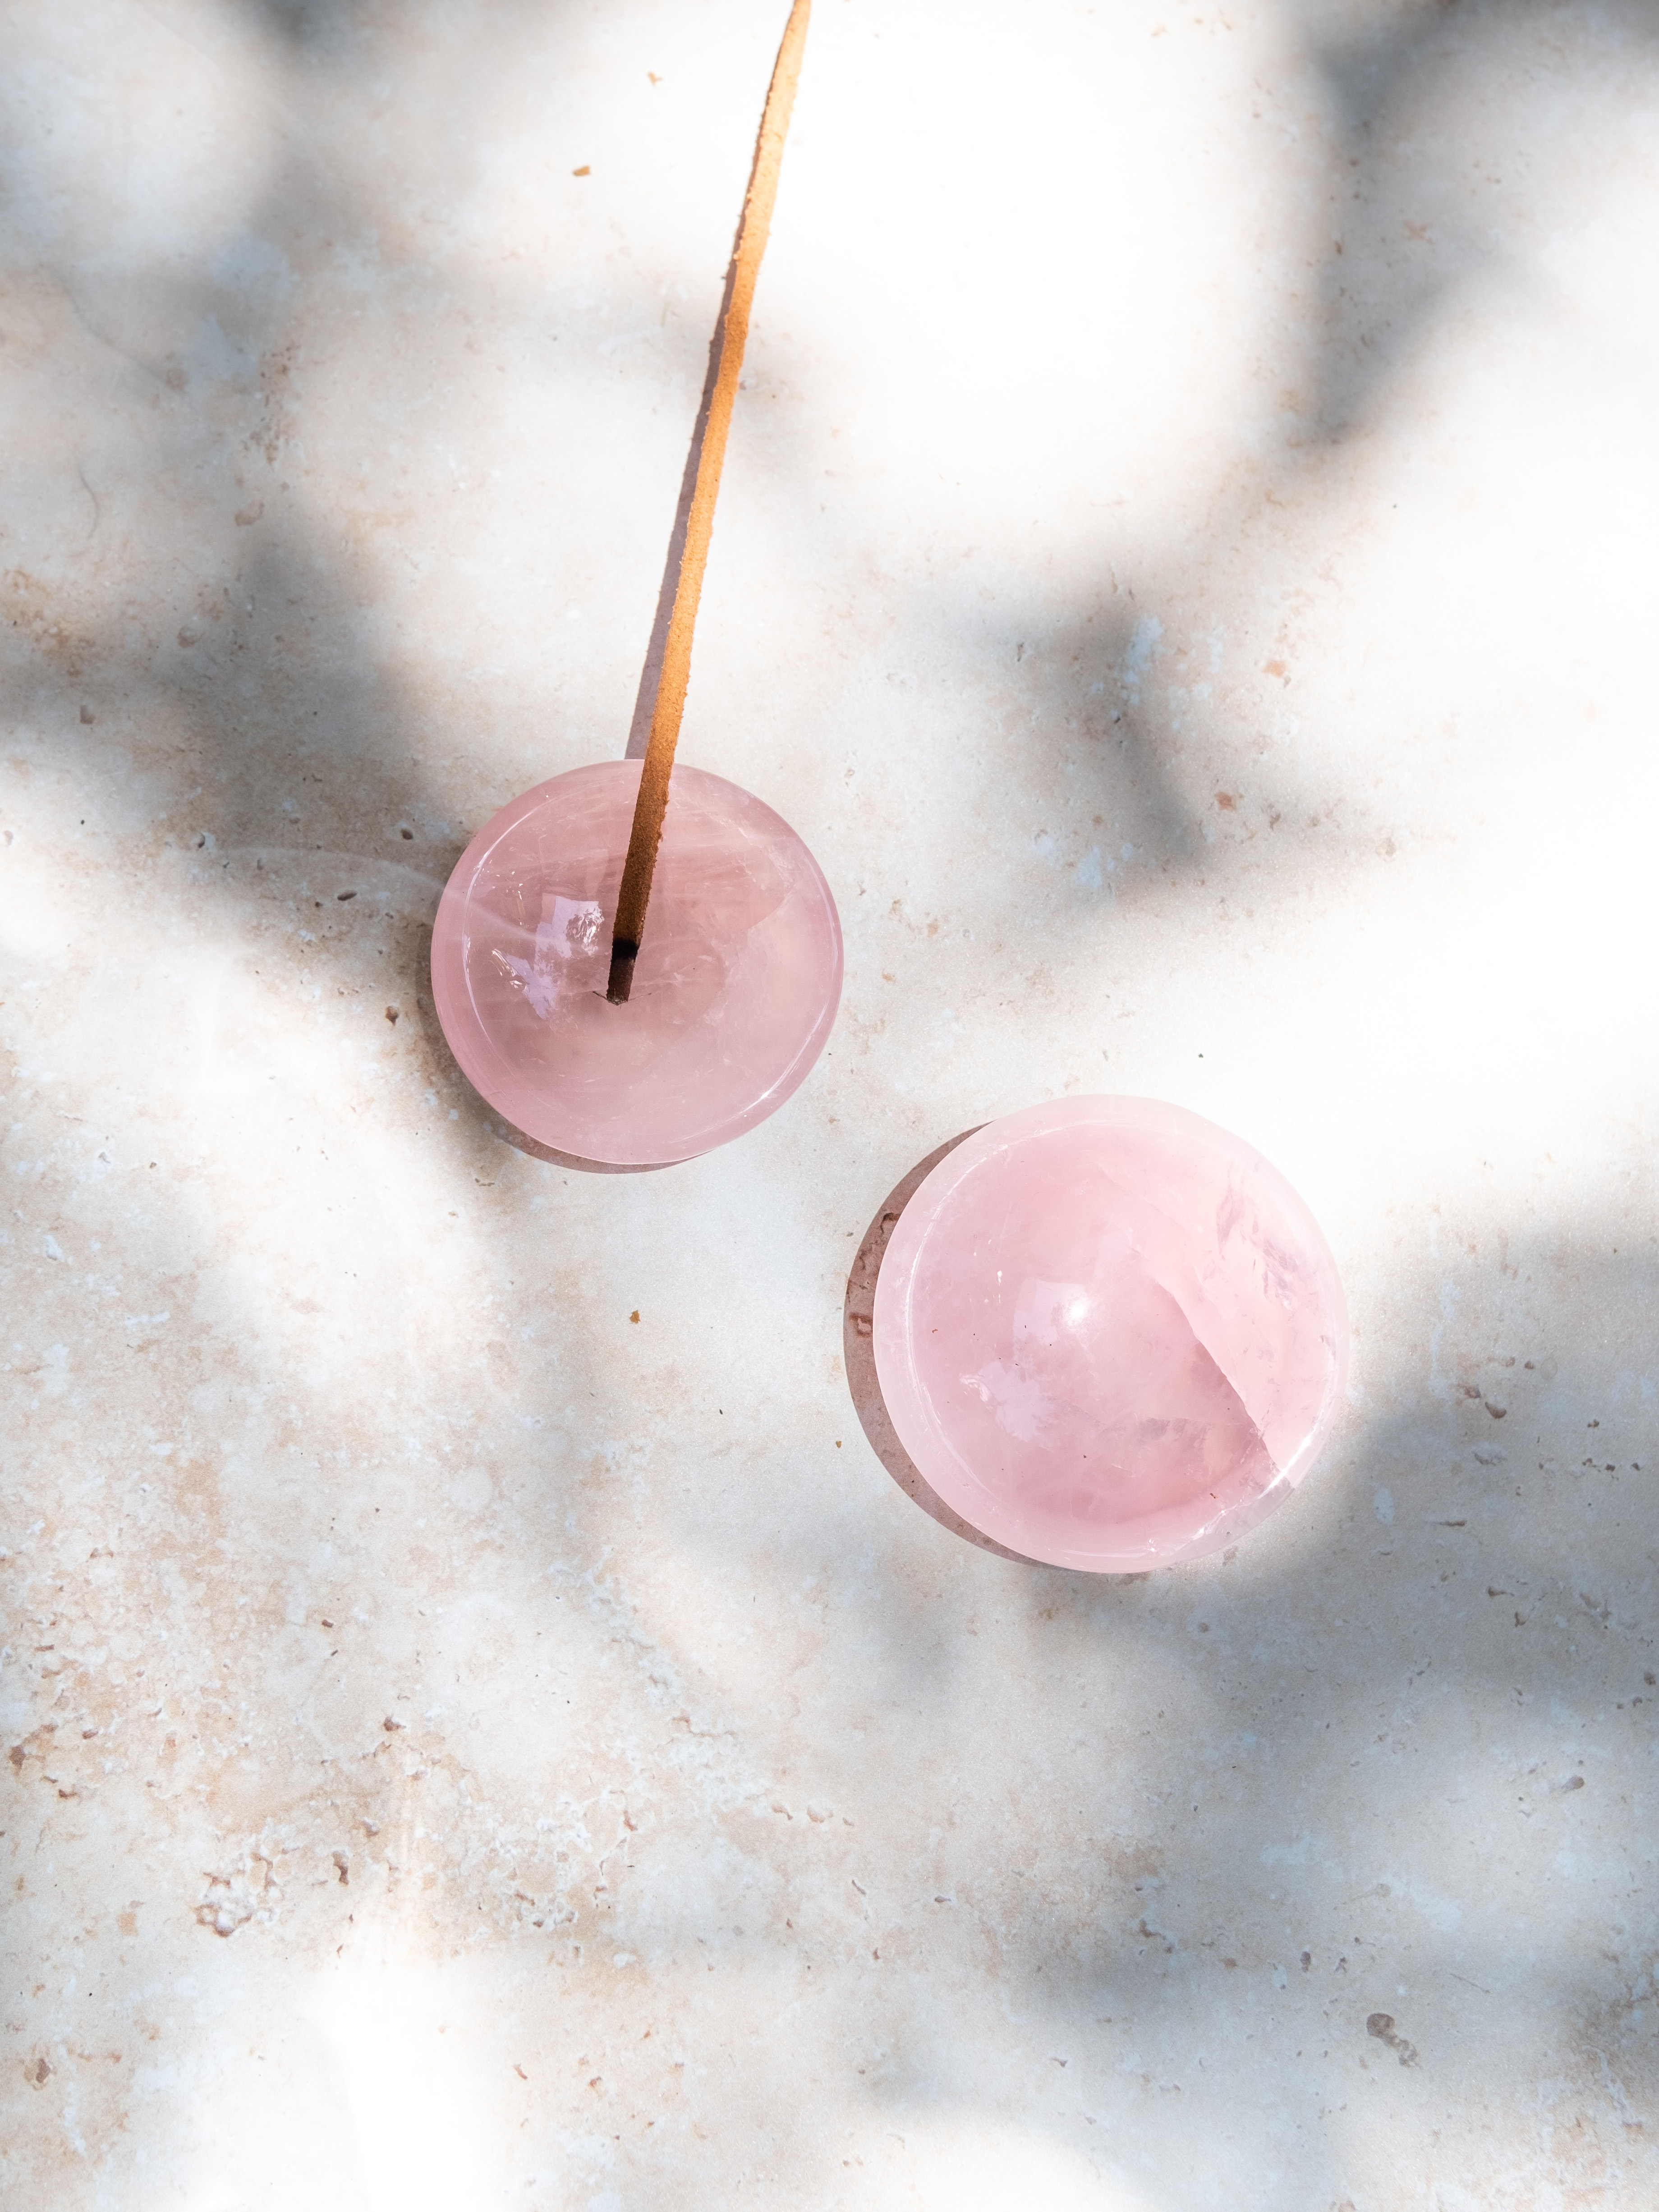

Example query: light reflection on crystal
[492,895,607,1018]
[432,761,842,1165]
[873,1096,1346,1571]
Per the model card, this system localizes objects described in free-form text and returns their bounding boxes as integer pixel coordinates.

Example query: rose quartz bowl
[872,1096,1348,1571]
[431,761,842,1165]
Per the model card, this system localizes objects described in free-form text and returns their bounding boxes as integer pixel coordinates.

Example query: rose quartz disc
[430,761,841,1165]
[873,1096,1348,1571]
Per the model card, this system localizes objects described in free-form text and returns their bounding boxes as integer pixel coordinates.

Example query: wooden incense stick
[606,0,812,1004]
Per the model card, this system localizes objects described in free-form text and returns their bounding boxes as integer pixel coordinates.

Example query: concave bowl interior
[872,1096,1348,1572]
[431,760,842,1166]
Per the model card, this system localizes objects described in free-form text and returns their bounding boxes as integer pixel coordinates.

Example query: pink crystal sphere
[430,761,842,1165]
[873,1097,1347,1571]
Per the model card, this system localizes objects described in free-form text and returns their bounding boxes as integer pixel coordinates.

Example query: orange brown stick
[607,0,812,1004]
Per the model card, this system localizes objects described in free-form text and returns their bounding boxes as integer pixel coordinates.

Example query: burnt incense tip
[606,941,639,1005]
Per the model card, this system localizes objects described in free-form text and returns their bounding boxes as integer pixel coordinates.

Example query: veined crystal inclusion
[431,760,842,1166]
[872,1097,1347,1571]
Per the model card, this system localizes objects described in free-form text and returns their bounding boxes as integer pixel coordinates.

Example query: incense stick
[606,0,812,1005]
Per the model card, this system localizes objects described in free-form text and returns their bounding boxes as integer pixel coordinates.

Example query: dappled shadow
[6,0,1659,2205]
[741,0,1659,976]
[1305,0,1659,441]
[249,0,555,56]
[1307,0,1494,443]
[251,0,374,41]
[838,1216,1659,2179]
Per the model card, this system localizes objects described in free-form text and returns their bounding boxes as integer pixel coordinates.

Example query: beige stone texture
[2,2,1655,2206]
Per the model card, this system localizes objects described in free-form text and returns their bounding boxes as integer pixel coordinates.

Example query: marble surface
[2,1,1656,2206]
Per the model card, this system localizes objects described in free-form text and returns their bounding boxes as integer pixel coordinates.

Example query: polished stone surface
[873,1098,1347,1571]
[432,761,841,1164]
[3,1,1657,2207]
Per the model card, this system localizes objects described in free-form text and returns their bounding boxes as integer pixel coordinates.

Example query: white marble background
[2,1,1656,2205]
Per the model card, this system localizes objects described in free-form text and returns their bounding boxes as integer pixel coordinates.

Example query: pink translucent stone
[431,761,842,1165]
[873,1096,1348,1571]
